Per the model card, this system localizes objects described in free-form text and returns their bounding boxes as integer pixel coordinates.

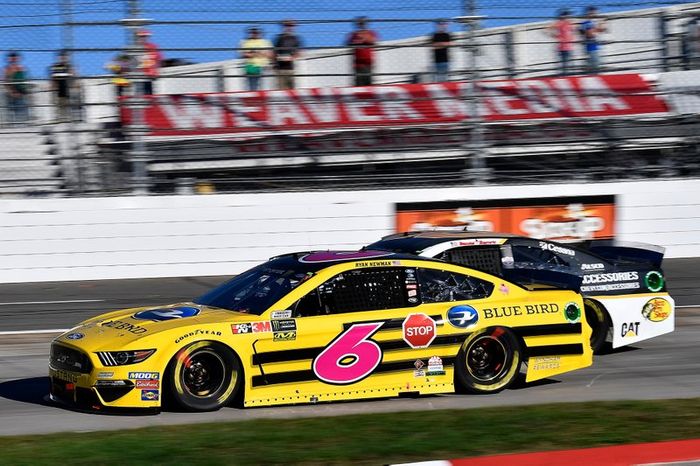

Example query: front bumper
[49,343,163,411]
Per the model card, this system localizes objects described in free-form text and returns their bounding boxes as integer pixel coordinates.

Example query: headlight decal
[96,349,155,366]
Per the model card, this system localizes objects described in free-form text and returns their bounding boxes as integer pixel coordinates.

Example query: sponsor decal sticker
[174,329,222,344]
[273,331,296,342]
[271,310,293,319]
[141,389,159,401]
[271,319,297,332]
[531,355,561,371]
[101,319,147,335]
[133,306,200,322]
[499,283,510,295]
[231,321,272,334]
[66,333,84,340]
[581,263,605,271]
[136,380,160,389]
[642,298,672,322]
[128,372,160,380]
[539,241,575,256]
[564,302,581,323]
[645,271,665,293]
[402,313,437,349]
[354,260,400,268]
[97,371,114,378]
[426,356,445,376]
[50,368,79,383]
[621,321,640,338]
[447,305,479,329]
[483,303,559,318]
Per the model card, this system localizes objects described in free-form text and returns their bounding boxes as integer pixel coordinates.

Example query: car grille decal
[251,332,470,366]
[251,357,457,387]
[512,323,582,337]
[526,343,584,357]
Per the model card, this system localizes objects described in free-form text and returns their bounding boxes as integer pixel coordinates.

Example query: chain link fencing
[0,0,699,196]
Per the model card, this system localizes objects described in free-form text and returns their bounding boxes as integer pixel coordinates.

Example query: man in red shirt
[136,29,162,95]
[346,16,378,86]
[548,9,575,76]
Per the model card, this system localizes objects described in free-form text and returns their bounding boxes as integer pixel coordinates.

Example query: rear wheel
[585,301,610,354]
[167,341,241,412]
[455,327,521,394]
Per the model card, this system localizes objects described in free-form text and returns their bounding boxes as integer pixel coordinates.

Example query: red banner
[126,74,668,136]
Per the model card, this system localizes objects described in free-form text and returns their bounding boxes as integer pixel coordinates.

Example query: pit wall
[0,179,697,283]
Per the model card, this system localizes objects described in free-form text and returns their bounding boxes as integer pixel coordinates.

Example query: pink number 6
[313,323,383,385]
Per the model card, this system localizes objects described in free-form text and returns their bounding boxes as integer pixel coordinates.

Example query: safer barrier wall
[0,179,697,283]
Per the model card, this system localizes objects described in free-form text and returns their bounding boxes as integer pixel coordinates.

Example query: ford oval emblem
[133,306,200,322]
[66,332,84,340]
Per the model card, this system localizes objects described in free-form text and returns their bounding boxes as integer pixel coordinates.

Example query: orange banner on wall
[395,196,615,241]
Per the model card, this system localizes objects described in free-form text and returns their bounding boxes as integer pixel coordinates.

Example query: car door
[251,265,426,401]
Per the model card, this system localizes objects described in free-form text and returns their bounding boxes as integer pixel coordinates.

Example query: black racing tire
[585,301,610,354]
[455,327,521,394]
[167,341,241,412]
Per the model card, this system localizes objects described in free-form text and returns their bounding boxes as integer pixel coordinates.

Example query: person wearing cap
[579,6,607,73]
[431,19,453,82]
[4,52,30,123]
[273,20,303,89]
[104,53,132,99]
[548,9,575,76]
[346,16,378,86]
[240,26,273,91]
[49,49,78,122]
[136,29,162,95]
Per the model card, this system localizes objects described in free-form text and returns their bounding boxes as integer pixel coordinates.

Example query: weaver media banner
[125,74,668,136]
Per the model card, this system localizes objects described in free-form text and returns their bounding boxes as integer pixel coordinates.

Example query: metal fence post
[124,0,151,195]
[457,0,491,184]
[658,10,671,72]
[505,30,516,78]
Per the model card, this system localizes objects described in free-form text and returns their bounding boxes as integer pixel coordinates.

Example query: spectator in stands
[579,6,607,73]
[136,29,162,95]
[240,26,272,91]
[346,16,378,86]
[686,15,700,69]
[273,20,303,89]
[4,52,30,124]
[548,9,575,76]
[49,50,78,122]
[431,19,453,82]
[105,53,132,99]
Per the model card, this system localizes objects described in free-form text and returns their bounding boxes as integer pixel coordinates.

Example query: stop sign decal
[403,313,437,349]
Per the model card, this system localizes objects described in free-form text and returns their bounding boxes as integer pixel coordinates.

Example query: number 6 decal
[313,322,384,385]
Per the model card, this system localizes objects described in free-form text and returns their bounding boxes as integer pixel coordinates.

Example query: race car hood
[54,302,252,350]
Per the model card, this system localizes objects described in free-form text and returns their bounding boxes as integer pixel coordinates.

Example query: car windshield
[194,265,312,315]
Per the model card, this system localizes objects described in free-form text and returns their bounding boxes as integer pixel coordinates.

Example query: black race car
[367,231,674,352]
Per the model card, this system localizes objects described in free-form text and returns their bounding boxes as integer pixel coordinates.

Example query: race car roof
[368,231,517,254]
[266,250,444,272]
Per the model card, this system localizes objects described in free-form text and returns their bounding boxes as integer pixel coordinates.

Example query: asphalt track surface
[0,258,698,436]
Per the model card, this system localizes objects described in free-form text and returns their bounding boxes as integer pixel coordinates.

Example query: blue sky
[0,0,693,77]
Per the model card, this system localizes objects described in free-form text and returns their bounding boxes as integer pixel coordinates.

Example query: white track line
[0,329,68,336]
[0,299,104,306]
[676,305,700,308]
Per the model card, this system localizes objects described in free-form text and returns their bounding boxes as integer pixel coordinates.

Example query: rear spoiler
[578,240,665,268]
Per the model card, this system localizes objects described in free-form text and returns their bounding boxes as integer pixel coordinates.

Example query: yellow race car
[49,250,592,412]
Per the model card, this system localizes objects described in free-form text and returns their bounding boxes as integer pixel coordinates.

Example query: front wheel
[455,327,521,394]
[167,341,241,412]
[585,301,610,354]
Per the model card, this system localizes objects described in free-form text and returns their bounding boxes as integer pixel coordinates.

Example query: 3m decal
[642,298,671,322]
[313,322,384,385]
[133,306,200,322]
[231,321,272,334]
